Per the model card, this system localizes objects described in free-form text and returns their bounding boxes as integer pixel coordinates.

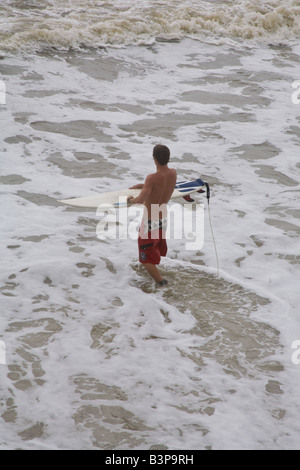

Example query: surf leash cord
[204,182,220,277]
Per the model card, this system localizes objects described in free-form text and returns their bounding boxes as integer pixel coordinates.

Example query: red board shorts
[138,219,168,265]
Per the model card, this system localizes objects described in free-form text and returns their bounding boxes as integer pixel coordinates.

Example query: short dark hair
[153,144,170,166]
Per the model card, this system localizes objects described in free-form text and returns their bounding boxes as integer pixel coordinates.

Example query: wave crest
[1,0,300,52]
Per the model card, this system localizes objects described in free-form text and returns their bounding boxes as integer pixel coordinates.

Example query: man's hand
[128,176,152,205]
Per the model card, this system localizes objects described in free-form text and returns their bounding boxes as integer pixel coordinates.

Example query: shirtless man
[127,144,177,286]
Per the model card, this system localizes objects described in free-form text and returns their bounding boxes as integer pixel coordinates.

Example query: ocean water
[1,0,300,450]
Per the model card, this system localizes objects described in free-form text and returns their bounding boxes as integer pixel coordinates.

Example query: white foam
[1,36,300,449]
[1,0,300,53]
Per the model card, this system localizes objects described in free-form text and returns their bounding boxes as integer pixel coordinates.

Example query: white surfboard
[59,178,206,208]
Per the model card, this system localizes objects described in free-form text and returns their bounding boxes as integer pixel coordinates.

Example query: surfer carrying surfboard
[127,144,177,286]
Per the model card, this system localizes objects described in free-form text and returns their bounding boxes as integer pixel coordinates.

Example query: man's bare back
[129,166,176,220]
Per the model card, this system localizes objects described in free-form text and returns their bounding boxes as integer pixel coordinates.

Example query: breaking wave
[0,0,300,53]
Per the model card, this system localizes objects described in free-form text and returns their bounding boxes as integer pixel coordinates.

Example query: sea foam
[0,0,300,53]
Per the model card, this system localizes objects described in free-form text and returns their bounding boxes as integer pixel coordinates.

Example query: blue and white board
[59,178,206,208]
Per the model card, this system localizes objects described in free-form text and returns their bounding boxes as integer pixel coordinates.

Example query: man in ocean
[127,144,177,286]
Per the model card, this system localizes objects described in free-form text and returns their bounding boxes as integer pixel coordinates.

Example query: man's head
[153,144,170,166]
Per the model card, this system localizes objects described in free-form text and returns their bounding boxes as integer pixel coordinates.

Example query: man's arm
[129,184,144,189]
[128,175,153,205]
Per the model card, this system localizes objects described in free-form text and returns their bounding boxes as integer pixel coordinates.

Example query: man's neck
[155,164,168,172]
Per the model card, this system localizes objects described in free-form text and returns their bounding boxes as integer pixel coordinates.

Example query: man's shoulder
[146,168,176,183]
[145,172,157,183]
[167,168,177,180]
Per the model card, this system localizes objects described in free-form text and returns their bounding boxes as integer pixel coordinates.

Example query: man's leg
[144,263,164,283]
[138,230,167,285]
[143,263,168,286]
